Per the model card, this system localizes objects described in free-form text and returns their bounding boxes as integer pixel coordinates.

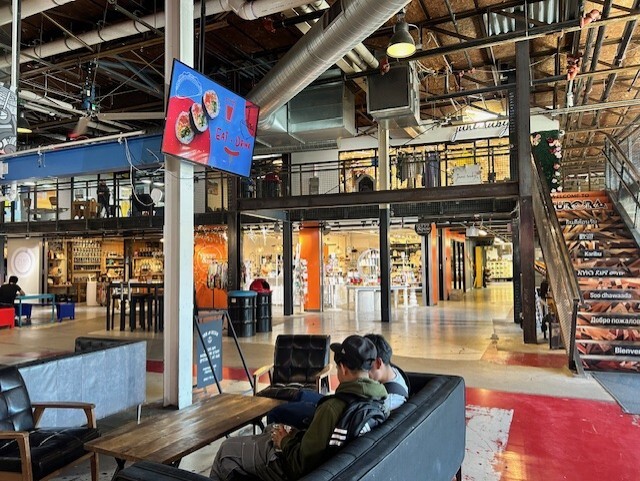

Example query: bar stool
[129,293,148,331]
[109,287,129,331]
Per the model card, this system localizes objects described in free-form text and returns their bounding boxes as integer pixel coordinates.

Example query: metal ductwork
[367,62,429,139]
[257,79,355,148]
[248,0,412,123]
[0,0,317,69]
[0,0,77,27]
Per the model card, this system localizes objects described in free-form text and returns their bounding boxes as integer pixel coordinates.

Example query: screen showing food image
[161,59,260,177]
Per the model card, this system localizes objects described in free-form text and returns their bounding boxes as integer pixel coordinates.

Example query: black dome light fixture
[387,9,418,59]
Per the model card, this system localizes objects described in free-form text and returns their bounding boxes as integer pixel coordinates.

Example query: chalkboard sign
[195,313,223,388]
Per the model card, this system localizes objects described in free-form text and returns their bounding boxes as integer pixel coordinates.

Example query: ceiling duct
[0,0,77,27]
[0,0,319,69]
[257,81,356,148]
[249,0,412,123]
[367,62,428,138]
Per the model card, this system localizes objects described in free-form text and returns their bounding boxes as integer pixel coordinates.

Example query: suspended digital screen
[162,59,260,177]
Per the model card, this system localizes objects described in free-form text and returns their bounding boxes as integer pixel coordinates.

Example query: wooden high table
[85,393,282,477]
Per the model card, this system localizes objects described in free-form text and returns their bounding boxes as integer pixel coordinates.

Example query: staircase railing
[531,155,583,371]
[603,133,640,245]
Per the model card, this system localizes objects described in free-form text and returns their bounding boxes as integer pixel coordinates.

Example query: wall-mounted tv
[161,59,260,177]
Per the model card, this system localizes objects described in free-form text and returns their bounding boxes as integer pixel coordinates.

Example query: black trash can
[250,279,272,332]
[227,290,257,337]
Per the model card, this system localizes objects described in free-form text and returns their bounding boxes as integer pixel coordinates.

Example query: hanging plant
[531,130,562,192]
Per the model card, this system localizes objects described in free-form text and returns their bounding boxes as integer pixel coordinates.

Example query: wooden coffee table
[85,393,282,474]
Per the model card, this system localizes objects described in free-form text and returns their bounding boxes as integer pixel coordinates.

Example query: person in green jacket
[209,335,387,481]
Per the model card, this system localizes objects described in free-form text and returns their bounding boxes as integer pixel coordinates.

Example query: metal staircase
[553,190,640,372]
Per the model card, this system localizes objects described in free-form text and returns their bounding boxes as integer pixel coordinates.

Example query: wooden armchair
[253,334,332,400]
[0,365,100,481]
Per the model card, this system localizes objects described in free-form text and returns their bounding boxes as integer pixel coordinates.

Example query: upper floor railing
[249,140,512,199]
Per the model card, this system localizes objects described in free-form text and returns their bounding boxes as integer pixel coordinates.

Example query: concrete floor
[1,282,637,481]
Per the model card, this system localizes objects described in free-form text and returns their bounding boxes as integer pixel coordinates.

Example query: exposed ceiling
[2,0,640,181]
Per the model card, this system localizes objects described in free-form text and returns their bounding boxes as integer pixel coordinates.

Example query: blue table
[15,294,55,327]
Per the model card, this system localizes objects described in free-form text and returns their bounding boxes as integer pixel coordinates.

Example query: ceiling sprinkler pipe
[0,0,77,27]
[0,0,314,69]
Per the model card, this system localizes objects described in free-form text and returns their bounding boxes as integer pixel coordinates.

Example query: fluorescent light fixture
[23,181,36,186]
[153,181,164,187]
[140,179,152,184]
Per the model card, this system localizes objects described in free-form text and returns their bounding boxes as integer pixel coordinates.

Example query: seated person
[364,333,409,410]
[267,333,408,429]
[210,335,387,481]
[0,276,25,307]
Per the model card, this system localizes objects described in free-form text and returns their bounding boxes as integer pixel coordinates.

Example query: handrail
[602,132,640,235]
[603,132,640,181]
[530,156,582,301]
[530,154,582,370]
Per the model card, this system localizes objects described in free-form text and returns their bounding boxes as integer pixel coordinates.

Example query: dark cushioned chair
[0,365,100,481]
[253,334,332,400]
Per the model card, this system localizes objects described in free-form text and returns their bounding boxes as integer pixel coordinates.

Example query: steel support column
[511,213,522,324]
[163,0,194,409]
[378,123,391,322]
[283,218,293,316]
[226,176,242,292]
[516,37,537,344]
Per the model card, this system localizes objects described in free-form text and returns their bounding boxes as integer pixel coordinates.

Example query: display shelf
[47,240,68,287]
[390,242,421,286]
[70,239,102,301]
[485,244,513,281]
[131,240,164,281]
[357,248,380,285]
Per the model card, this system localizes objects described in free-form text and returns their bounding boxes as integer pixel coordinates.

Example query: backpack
[318,391,387,450]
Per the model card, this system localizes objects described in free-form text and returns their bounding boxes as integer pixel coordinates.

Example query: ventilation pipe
[0,0,316,69]
[0,0,77,27]
[248,0,411,124]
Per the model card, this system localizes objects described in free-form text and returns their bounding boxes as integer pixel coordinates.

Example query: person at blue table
[0,276,25,307]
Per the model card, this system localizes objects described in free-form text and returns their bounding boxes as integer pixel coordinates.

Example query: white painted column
[163,0,194,409]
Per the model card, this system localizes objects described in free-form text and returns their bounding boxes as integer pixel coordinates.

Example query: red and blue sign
[162,59,259,177]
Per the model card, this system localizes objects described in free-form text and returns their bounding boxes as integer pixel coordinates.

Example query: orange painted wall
[194,235,228,309]
[300,228,321,310]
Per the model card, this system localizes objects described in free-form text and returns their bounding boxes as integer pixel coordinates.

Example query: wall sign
[11,247,35,277]
[414,222,432,236]
[452,164,482,186]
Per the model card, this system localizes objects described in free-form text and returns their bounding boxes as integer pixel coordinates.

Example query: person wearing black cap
[209,335,387,481]
[267,333,407,429]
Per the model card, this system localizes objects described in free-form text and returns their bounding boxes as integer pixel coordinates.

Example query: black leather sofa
[113,372,466,481]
